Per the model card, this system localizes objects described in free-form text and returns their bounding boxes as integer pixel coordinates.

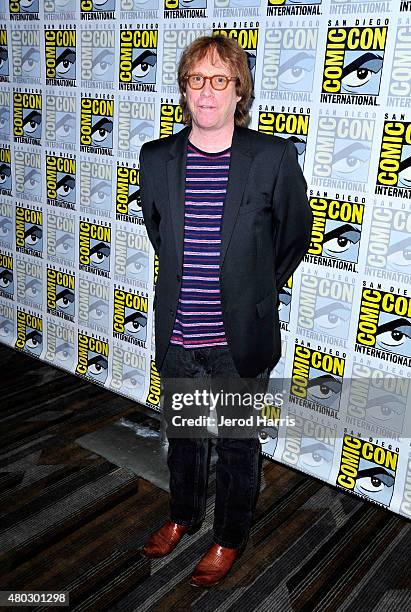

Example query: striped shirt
[170,142,230,348]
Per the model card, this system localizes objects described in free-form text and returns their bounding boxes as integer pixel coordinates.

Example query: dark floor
[0,344,410,612]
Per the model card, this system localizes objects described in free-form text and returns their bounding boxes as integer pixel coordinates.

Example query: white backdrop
[0,0,410,518]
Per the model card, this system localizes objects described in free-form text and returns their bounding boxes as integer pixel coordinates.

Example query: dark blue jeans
[160,343,269,551]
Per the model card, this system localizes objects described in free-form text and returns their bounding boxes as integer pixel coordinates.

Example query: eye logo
[337,435,397,508]
[80,97,114,154]
[116,165,143,221]
[46,155,76,209]
[45,30,76,85]
[376,121,411,197]
[322,27,387,101]
[13,92,42,145]
[356,289,411,362]
[290,344,345,417]
[113,288,149,346]
[46,267,75,320]
[0,253,13,298]
[15,309,42,357]
[119,30,158,92]
[159,104,184,138]
[0,42,9,79]
[79,220,111,278]
[298,437,334,480]
[76,332,109,385]
[258,111,309,171]
[307,198,363,266]
[0,159,11,192]
[80,0,116,13]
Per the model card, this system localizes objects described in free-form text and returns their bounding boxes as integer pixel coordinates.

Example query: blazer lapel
[166,126,190,273]
[220,127,252,272]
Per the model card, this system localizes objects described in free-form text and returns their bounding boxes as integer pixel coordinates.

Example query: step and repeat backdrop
[0,0,410,517]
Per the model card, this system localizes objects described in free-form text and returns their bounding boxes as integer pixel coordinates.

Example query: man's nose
[200,79,214,96]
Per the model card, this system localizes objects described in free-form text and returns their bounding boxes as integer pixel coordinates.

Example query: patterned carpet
[0,344,410,611]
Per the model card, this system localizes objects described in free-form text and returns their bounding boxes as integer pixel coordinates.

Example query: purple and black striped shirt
[170,142,230,348]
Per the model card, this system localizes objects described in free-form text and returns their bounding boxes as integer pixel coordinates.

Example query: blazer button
[176,274,181,282]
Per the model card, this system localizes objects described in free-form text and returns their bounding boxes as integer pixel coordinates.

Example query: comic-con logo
[0,90,11,142]
[282,415,335,481]
[312,115,374,190]
[76,332,109,384]
[266,0,321,18]
[78,275,110,333]
[305,196,364,271]
[13,91,42,145]
[46,266,75,321]
[0,146,12,194]
[321,25,388,104]
[146,358,161,410]
[80,96,114,155]
[164,0,206,18]
[80,28,115,84]
[297,274,353,343]
[114,227,150,287]
[80,0,116,19]
[15,309,42,357]
[0,201,12,249]
[113,287,148,346]
[355,288,411,365]
[388,26,411,106]
[46,154,76,210]
[47,211,75,267]
[0,301,14,345]
[45,94,76,149]
[161,27,207,94]
[290,343,345,418]
[159,102,184,138]
[347,362,408,437]
[213,27,258,83]
[111,342,146,397]
[0,28,9,81]
[261,26,317,98]
[45,319,75,370]
[0,250,13,299]
[116,164,144,223]
[10,28,41,81]
[14,149,41,203]
[45,28,76,86]
[118,98,155,158]
[15,206,43,257]
[375,120,411,199]
[80,158,112,217]
[337,435,398,507]
[366,205,411,283]
[119,27,158,92]
[9,0,40,19]
[258,109,309,169]
[16,257,42,309]
[79,220,111,277]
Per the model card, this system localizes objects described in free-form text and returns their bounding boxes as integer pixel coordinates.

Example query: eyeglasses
[185,74,238,91]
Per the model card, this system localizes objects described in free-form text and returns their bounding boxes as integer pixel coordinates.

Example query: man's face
[185,52,241,134]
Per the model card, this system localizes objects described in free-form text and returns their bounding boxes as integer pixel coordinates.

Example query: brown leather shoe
[142,520,196,558]
[190,543,240,587]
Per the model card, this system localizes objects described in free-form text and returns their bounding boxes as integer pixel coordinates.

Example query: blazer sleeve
[272,139,313,290]
[139,144,161,257]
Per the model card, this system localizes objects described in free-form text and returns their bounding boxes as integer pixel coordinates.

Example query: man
[139,35,313,587]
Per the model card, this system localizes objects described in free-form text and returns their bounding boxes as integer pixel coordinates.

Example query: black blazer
[139,126,313,377]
